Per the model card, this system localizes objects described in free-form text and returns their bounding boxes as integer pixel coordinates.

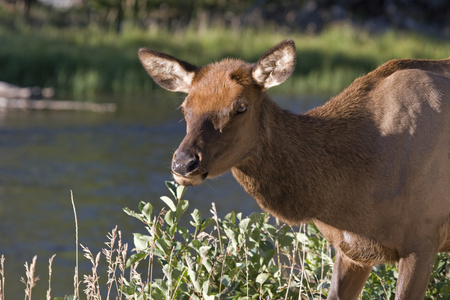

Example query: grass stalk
[81,244,102,300]
[245,245,249,300]
[0,255,5,300]
[211,203,225,294]
[298,225,306,298]
[46,254,56,300]
[147,252,153,297]
[103,226,118,300]
[116,230,127,300]
[21,256,38,300]
[284,229,298,300]
[71,190,80,300]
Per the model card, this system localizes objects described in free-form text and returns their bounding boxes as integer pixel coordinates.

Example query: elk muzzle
[171,149,207,186]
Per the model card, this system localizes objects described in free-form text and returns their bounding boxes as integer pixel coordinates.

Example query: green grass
[1,20,449,99]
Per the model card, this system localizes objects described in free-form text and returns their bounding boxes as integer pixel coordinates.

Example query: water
[0,93,324,298]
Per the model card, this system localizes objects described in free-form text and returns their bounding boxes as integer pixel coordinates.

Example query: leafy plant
[0,181,449,299]
[122,181,450,300]
[123,181,333,299]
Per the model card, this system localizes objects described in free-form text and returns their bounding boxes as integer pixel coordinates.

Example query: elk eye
[236,104,248,114]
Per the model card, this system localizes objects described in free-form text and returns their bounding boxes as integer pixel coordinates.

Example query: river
[0,93,324,298]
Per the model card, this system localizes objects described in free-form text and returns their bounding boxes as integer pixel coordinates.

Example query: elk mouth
[172,171,208,186]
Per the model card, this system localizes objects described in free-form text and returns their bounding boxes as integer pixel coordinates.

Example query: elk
[138,39,450,299]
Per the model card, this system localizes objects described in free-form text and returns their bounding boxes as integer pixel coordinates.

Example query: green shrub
[123,181,333,299]
[122,181,450,300]
[2,181,448,299]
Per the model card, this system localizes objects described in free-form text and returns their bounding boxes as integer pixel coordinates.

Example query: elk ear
[138,48,198,93]
[252,39,296,89]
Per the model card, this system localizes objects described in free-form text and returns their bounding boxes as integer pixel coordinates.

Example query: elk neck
[232,93,377,228]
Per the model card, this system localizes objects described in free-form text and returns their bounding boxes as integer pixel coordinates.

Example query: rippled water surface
[0,94,323,298]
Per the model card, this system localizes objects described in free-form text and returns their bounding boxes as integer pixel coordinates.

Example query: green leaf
[161,196,177,212]
[278,234,294,249]
[155,238,171,254]
[162,263,172,280]
[191,209,202,227]
[176,184,187,200]
[256,272,270,285]
[203,258,213,273]
[199,218,215,232]
[125,252,146,268]
[224,227,237,245]
[176,200,189,219]
[199,245,211,258]
[55,297,72,300]
[165,209,174,226]
[123,207,143,222]
[120,280,136,296]
[249,228,261,243]
[165,180,178,196]
[153,278,169,295]
[260,240,274,252]
[178,226,190,241]
[202,280,215,299]
[239,217,251,231]
[142,202,153,220]
[191,239,202,250]
[436,260,446,272]
[188,267,202,294]
[133,233,152,251]
[224,211,236,223]
[261,248,276,265]
[295,231,309,244]
[221,275,232,287]
[168,223,177,236]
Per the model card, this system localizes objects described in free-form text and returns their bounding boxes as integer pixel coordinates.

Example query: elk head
[138,39,296,186]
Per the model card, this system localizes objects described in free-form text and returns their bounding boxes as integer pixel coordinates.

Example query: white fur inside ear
[140,53,195,93]
[156,57,194,93]
[253,47,295,89]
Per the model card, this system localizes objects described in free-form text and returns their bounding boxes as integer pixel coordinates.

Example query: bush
[1,181,448,299]
[123,181,333,299]
[122,181,450,300]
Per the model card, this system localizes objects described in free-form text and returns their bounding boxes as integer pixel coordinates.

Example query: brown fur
[138,39,450,299]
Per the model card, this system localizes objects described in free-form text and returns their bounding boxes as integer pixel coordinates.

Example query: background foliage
[4,0,450,34]
[1,0,450,99]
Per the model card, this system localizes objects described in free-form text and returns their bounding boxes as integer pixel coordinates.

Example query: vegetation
[1,21,450,100]
[1,1,449,99]
[122,181,333,299]
[1,181,448,299]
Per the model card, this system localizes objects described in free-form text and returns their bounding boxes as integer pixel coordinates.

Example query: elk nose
[172,151,200,176]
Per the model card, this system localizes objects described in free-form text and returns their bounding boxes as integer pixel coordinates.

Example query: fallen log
[0,81,54,99]
[0,98,117,113]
